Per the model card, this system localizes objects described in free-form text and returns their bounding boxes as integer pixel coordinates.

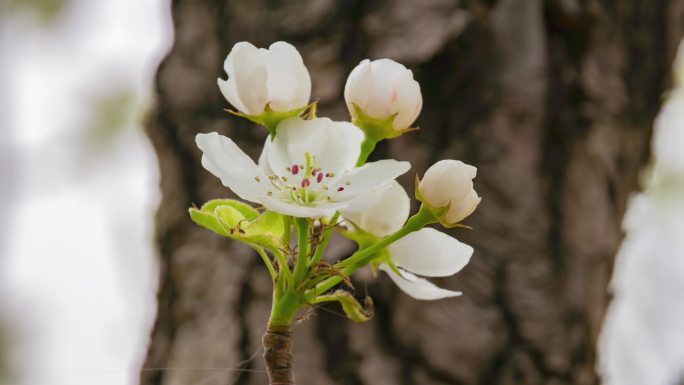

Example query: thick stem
[262,325,295,385]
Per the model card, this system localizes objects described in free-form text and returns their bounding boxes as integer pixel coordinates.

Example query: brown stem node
[262,327,295,385]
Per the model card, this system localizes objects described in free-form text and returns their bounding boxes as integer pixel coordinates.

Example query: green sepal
[314,290,374,322]
[339,220,380,250]
[189,199,288,251]
[350,102,417,141]
[226,102,315,138]
[413,175,471,229]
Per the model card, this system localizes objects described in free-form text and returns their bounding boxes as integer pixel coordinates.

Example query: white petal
[217,78,248,113]
[330,159,410,201]
[379,264,462,300]
[196,132,266,202]
[344,59,373,113]
[264,41,311,112]
[445,189,481,224]
[224,42,268,115]
[259,195,343,218]
[365,59,408,118]
[343,181,410,237]
[389,228,472,277]
[267,117,364,179]
[390,70,422,129]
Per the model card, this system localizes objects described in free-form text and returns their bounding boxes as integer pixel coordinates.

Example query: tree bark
[141,1,684,384]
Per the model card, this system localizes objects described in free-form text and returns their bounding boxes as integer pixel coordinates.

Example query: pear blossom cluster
[193,40,481,317]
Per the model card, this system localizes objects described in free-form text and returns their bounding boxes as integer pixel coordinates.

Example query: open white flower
[345,58,422,130]
[418,159,481,224]
[196,117,410,218]
[218,41,311,116]
[380,228,472,300]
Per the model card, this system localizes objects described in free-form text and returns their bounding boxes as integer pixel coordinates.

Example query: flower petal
[267,117,364,180]
[196,132,266,202]
[389,228,473,277]
[379,264,462,300]
[366,59,407,118]
[259,195,344,218]
[330,159,411,201]
[390,69,422,129]
[343,181,410,237]
[264,41,311,112]
[222,42,268,115]
[344,59,373,112]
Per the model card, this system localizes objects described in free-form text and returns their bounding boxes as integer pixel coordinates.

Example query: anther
[326,172,335,177]
[301,179,311,188]
[254,176,261,182]
[291,165,299,175]
[345,181,351,186]
[281,176,288,182]
[317,173,323,183]
[337,187,344,192]
[267,191,273,196]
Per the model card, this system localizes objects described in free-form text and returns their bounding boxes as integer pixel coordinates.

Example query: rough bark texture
[141,1,684,385]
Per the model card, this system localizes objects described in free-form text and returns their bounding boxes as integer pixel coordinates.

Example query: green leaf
[189,199,289,251]
[314,290,374,322]
[189,208,229,236]
[201,199,259,220]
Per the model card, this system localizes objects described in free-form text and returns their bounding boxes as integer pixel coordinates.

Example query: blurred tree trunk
[141,1,684,384]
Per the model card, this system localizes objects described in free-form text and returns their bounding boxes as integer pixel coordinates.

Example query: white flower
[196,117,410,218]
[344,58,422,130]
[218,41,311,116]
[418,159,481,224]
[379,228,472,300]
[342,181,410,237]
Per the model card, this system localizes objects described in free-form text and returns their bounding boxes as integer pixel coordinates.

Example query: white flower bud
[418,160,481,224]
[218,41,311,116]
[344,58,422,130]
[343,181,410,237]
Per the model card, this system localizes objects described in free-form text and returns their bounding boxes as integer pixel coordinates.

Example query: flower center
[255,152,349,206]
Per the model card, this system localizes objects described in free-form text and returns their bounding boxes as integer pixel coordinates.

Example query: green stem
[310,212,339,267]
[305,205,436,300]
[293,217,310,285]
[355,136,379,167]
[271,248,292,294]
[268,290,299,330]
[255,246,277,281]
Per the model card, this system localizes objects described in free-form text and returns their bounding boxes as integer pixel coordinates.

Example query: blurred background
[1,1,684,385]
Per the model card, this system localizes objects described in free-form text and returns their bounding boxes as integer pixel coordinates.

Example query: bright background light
[0,0,171,384]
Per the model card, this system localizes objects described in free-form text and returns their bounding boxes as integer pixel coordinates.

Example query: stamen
[254,176,261,182]
[345,181,351,186]
[316,173,323,183]
[301,178,311,188]
[326,172,335,177]
[291,164,299,175]
[281,176,288,182]
[337,187,344,192]
[286,166,291,172]
[304,152,312,178]
[267,191,273,196]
